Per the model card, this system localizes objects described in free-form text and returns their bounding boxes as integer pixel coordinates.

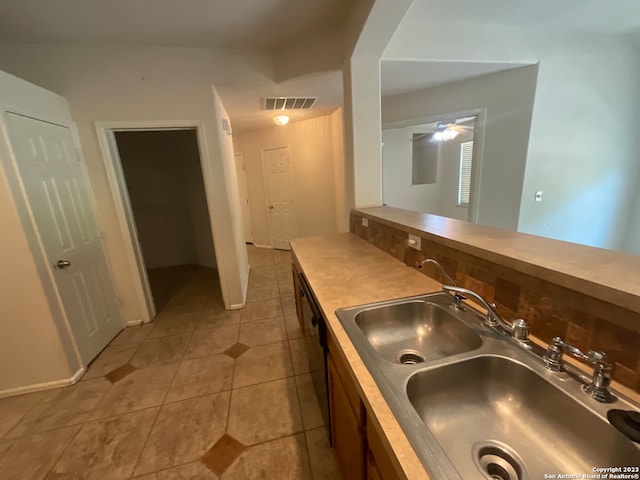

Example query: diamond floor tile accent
[105,363,137,383]
[201,434,246,476]
[223,343,250,359]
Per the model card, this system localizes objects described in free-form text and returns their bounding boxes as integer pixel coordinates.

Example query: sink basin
[355,301,482,364]
[336,293,640,478]
[407,355,640,479]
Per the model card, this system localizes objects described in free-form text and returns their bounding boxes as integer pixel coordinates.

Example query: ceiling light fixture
[273,114,290,126]
[430,122,460,142]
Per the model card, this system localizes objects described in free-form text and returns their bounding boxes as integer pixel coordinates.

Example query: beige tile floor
[0,246,341,480]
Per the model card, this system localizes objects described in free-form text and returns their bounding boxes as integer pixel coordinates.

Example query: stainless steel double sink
[336,292,640,480]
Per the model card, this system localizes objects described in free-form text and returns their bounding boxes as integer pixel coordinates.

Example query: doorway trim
[95,120,219,324]
[382,107,487,224]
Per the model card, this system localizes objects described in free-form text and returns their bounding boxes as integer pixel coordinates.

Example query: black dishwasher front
[299,272,331,444]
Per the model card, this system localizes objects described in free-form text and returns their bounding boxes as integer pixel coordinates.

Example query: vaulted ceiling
[0,0,353,132]
[0,0,350,50]
[1,0,639,132]
[382,0,640,100]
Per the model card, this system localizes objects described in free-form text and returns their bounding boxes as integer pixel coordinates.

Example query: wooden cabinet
[328,352,366,480]
[366,413,403,480]
[327,333,404,480]
[367,450,384,480]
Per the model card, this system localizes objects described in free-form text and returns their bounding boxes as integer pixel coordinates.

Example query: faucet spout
[441,285,529,341]
[417,258,457,286]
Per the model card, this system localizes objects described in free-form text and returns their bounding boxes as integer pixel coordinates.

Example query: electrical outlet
[362,217,369,227]
[408,234,421,251]
[535,191,543,202]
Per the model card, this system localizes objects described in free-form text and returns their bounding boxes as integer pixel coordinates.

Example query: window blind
[458,141,473,206]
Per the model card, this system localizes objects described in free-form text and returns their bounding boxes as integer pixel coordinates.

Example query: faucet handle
[543,337,614,402]
[584,358,614,403]
[586,350,607,364]
[543,337,565,371]
[511,319,529,342]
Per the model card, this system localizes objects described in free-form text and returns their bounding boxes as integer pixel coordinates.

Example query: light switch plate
[535,191,543,202]
[408,234,421,250]
[362,217,369,227]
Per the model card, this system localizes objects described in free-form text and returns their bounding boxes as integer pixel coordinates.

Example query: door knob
[56,260,72,269]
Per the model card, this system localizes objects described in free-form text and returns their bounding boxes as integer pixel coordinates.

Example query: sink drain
[473,442,527,480]
[397,350,425,365]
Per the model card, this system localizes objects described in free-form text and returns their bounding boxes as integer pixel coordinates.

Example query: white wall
[0,70,78,393]
[233,111,344,246]
[518,39,640,250]
[382,66,538,230]
[383,20,640,250]
[115,130,216,270]
[342,0,414,212]
[0,44,268,318]
[622,176,640,255]
[345,57,384,208]
[330,109,347,231]
[210,87,250,306]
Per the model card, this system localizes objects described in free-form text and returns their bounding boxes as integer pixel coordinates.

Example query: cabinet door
[328,353,365,480]
[366,413,404,480]
[367,450,383,480]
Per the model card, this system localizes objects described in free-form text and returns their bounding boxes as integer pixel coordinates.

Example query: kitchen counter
[291,231,640,479]
[291,233,440,479]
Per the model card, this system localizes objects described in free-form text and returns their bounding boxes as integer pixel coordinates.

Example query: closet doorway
[97,124,220,321]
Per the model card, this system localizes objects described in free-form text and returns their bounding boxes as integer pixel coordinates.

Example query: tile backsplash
[350,211,640,392]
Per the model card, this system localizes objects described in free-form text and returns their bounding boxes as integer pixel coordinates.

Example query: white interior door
[234,152,253,243]
[262,146,296,250]
[7,113,123,364]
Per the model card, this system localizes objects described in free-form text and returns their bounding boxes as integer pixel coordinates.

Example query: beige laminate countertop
[290,233,442,480]
[355,206,640,314]
[291,231,640,480]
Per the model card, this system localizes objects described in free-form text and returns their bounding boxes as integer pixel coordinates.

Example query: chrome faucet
[543,337,613,403]
[441,285,530,342]
[417,258,458,286]
[418,259,464,310]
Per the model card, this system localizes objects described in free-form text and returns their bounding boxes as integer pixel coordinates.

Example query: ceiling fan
[410,116,476,143]
[430,117,475,142]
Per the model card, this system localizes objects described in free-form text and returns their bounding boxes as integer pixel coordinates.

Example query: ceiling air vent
[262,97,317,111]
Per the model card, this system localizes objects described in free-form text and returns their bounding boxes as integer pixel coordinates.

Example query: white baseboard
[126,318,144,327]
[228,303,245,310]
[69,367,85,384]
[252,243,273,249]
[0,367,86,399]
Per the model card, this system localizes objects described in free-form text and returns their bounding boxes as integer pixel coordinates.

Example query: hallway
[0,247,341,479]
